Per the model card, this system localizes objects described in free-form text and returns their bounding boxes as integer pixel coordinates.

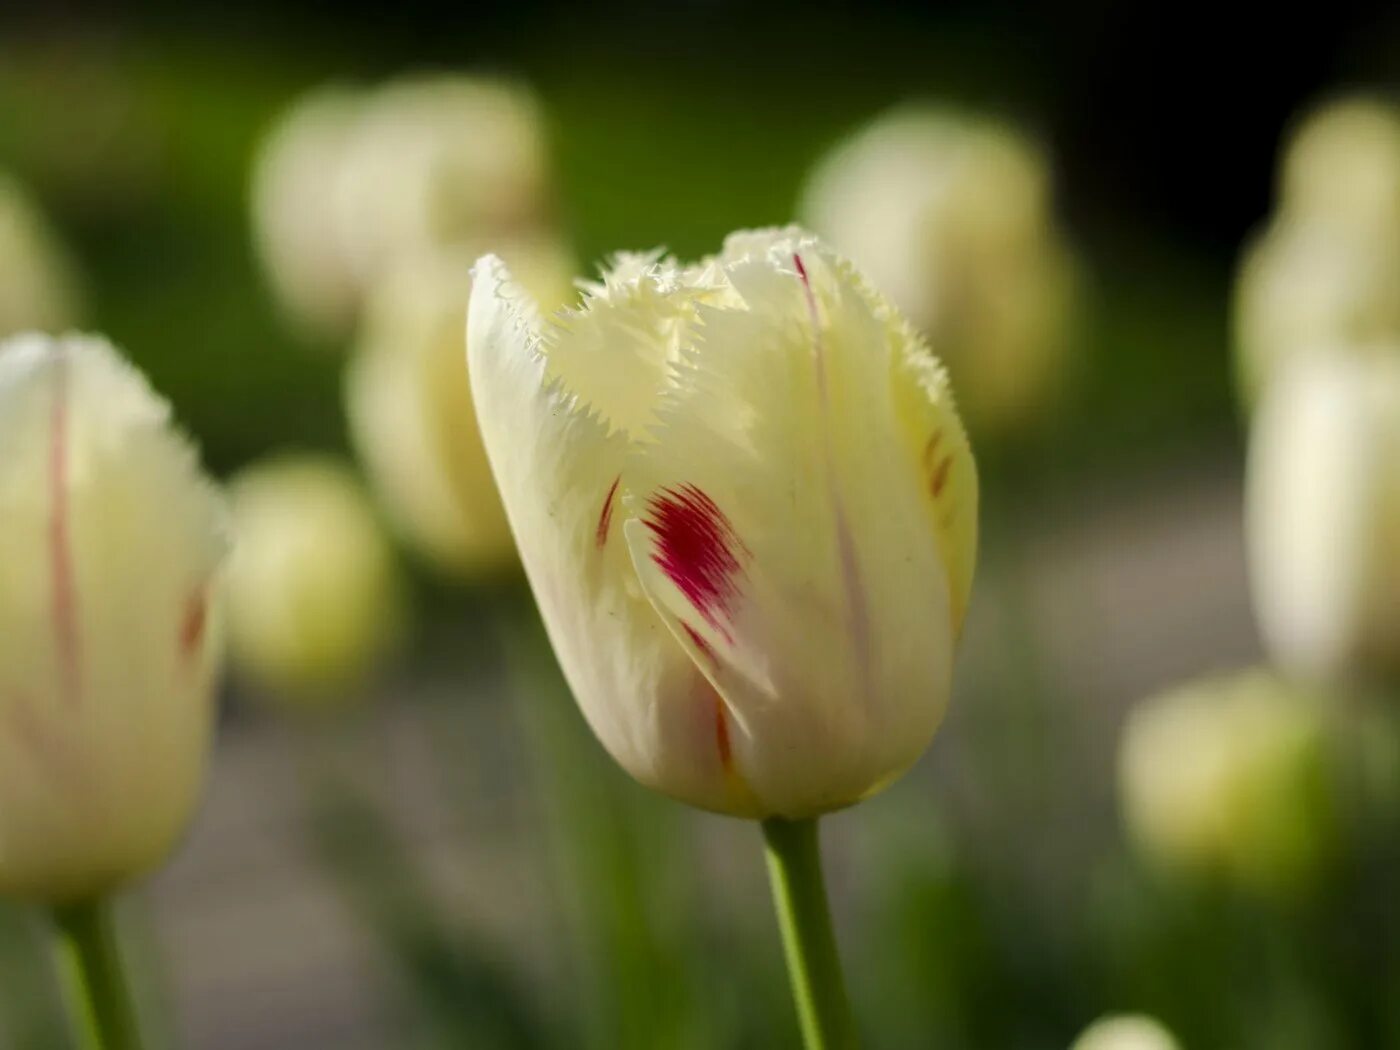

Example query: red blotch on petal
[931,455,953,498]
[644,485,748,639]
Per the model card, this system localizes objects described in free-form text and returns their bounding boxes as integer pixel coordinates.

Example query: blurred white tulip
[0,172,81,338]
[1070,1014,1181,1050]
[1279,95,1400,238]
[251,74,555,342]
[1247,353,1400,684]
[250,86,366,341]
[800,106,1081,435]
[0,333,226,903]
[347,237,577,577]
[226,454,403,704]
[1119,670,1334,895]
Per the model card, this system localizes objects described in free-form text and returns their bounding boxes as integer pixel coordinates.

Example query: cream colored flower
[1070,1015,1181,1050]
[226,454,402,703]
[1278,96,1400,238]
[251,75,553,342]
[332,75,550,291]
[347,237,576,576]
[1247,352,1400,683]
[800,107,1081,435]
[1119,670,1334,894]
[468,227,978,818]
[0,333,226,903]
[250,86,366,341]
[0,172,81,338]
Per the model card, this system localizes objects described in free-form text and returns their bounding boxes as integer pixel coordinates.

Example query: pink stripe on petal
[48,353,81,707]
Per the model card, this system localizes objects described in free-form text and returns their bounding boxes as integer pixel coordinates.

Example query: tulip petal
[622,232,977,817]
[468,257,760,813]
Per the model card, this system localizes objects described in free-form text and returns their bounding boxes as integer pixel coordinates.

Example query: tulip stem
[50,898,145,1050]
[762,817,856,1050]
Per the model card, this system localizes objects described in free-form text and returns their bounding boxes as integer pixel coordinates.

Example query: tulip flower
[251,86,366,341]
[1070,1015,1181,1050]
[0,171,81,338]
[252,75,554,342]
[1119,670,1335,896]
[0,332,226,1049]
[1278,96,1400,239]
[468,226,978,1047]
[799,106,1081,436]
[1247,353,1400,685]
[347,238,576,576]
[225,454,403,703]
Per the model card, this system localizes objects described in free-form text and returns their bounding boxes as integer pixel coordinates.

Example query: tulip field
[0,6,1397,1050]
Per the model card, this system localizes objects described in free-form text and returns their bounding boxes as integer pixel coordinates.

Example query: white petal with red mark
[0,334,226,902]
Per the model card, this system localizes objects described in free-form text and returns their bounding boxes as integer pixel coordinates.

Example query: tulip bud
[0,333,226,903]
[1278,96,1400,238]
[347,238,576,576]
[250,86,366,341]
[0,171,81,337]
[799,107,1081,435]
[225,454,403,704]
[331,75,551,291]
[1247,353,1400,684]
[468,227,978,819]
[1070,1015,1181,1050]
[252,75,553,342]
[1119,670,1335,895]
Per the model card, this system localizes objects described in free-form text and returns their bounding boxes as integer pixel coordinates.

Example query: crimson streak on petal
[644,484,748,640]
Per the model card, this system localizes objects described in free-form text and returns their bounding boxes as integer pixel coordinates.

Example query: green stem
[762,818,857,1050]
[50,899,144,1050]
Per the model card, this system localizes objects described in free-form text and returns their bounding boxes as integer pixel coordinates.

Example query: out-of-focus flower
[0,172,81,337]
[1070,1014,1181,1050]
[1247,353,1400,684]
[1119,670,1335,895]
[0,333,226,903]
[347,237,576,577]
[1278,96,1400,238]
[800,107,1081,435]
[332,75,550,289]
[1234,96,1400,401]
[468,227,978,818]
[1234,218,1400,401]
[251,75,553,342]
[225,454,403,704]
[250,86,366,341]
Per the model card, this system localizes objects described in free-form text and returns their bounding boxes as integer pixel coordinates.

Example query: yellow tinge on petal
[0,333,226,903]
[468,227,978,820]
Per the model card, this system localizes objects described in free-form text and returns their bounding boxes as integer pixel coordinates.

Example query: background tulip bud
[0,171,81,338]
[347,238,576,577]
[1278,96,1400,238]
[250,85,366,341]
[799,106,1082,436]
[225,453,403,703]
[1070,1014,1182,1050]
[1246,353,1400,684]
[0,333,226,903]
[468,227,978,819]
[1119,670,1335,895]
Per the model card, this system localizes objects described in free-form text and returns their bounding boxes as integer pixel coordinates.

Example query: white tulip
[0,333,226,902]
[250,86,366,341]
[1070,1015,1181,1050]
[1119,670,1333,894]
[1247,352,1400,683]
[800,107,1080,434]
[347,238,576,576]
[226,454,402,702]
[468,227,978,818]
[1279,96,1400,238]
